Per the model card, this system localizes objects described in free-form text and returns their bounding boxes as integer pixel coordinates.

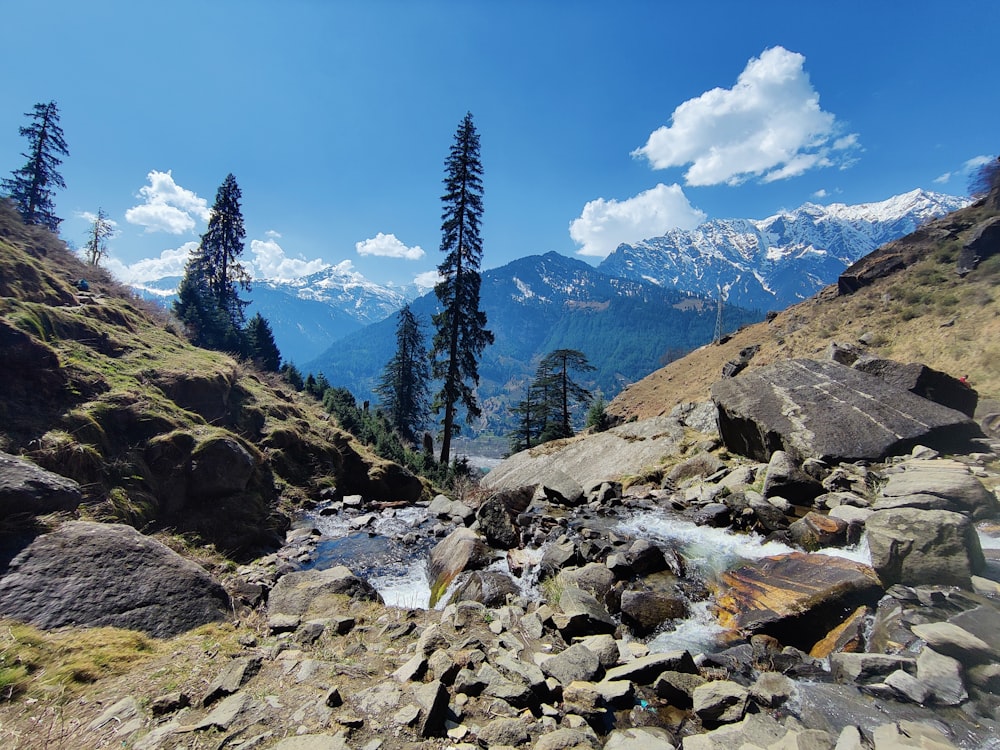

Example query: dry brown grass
[608,201,1000,422]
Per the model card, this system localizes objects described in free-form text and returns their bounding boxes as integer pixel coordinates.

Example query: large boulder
[873,459,999,519]
[482,417,685,491]
[711,359,980,463]
[0,451,83,520]
[851,358,977,418]
[0,521,230,637]
[268,565,382,617]
[713,552,883,650]
[426,527,491,607]
[865,508,985,589]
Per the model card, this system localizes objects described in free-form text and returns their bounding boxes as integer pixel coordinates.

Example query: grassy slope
[0,203,417,557]
[607,197,1000,422]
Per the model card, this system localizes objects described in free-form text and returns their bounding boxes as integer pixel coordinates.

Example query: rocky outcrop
[873,458,999,519]
[483,417,685,491]
[0,450,82,520]
[0,521,230,637]
[711,359,980,462]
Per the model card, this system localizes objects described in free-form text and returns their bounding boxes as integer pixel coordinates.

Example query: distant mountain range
[598,189,969,311]
[305,252,762,436]
[131,187,969,439]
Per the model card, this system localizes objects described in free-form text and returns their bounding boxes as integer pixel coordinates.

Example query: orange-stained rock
[809,604,870,658]
[713,552,883,651]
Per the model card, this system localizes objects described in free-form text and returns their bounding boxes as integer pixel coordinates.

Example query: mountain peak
[598,188,969,311]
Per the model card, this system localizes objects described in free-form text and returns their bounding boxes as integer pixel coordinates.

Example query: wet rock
[0,521,230,637]
[714,552,883,650]
[830,652,916,684]
[711,358,980,463]
[428,493,475,524]
[866,508,985,588]
[624,539,673,576]
[788,512,850,550]
[693,503,731,528]
[620,589,688,636]
[809,605,869,658]
[427,527,492,607]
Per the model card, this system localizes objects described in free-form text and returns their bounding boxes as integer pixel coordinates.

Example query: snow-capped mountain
[598,189,970,311]
[307,252,761,435]
[130,265,416,365]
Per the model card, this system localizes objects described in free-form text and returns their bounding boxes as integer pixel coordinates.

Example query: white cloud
[125,170,210,234]
[355,232,425,260]
[965,154,993,171]
[934,172,953,184]
[569,183,706,258]
[105,242,197,284]
[632,46,859,186]
[250,236,330,281]
[413,270,442,291]
[812,188,829,199]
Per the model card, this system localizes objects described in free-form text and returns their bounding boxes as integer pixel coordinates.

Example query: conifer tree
[537,349,595,440]
[83,208,115,266]
[431,112,493,465]
[244,312,281,372]
[2,101,69,232]
[376,304,431,444]
[173,174,251,351]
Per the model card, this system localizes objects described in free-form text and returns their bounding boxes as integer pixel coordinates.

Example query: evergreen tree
[244,312,281,371]
[2,101,69,232]
[537,349,595,440]
[376,304,431,444]
[431,112,493,465]
[507,382,544,455]
[83,208,115,266]
[173,174,251,350]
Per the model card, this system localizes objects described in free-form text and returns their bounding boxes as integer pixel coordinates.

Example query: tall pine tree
[2,102,69,232]
[538,349,595,441]
[376,304,431,444]
[173,174,251,351]
[431,112,493,465]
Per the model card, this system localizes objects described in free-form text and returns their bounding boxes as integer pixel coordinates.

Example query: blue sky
[1,1,996,292]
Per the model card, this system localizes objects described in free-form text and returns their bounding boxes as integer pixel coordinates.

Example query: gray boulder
[0,521,229,637]
[268,565,382,617]
[483,417,685,491]
[0,451,82,519]
[476,487,532,549]
[540,643,601,686]
[865,508,985,588]
[852,357,978,418]
[550,586,616,637]
[620,589,688,636]
[692,680,749,724]
[874,459,999,519]
[447,570,518,608]
[762,450,824,505]
[711,359,981,462]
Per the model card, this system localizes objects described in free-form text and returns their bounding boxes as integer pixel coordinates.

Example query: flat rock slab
[875,459,998,519]
[0,521,230,637]
[711,359,980,462]
[714,552,883,650]
[268,565,382,618]
[483,417,685,491]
